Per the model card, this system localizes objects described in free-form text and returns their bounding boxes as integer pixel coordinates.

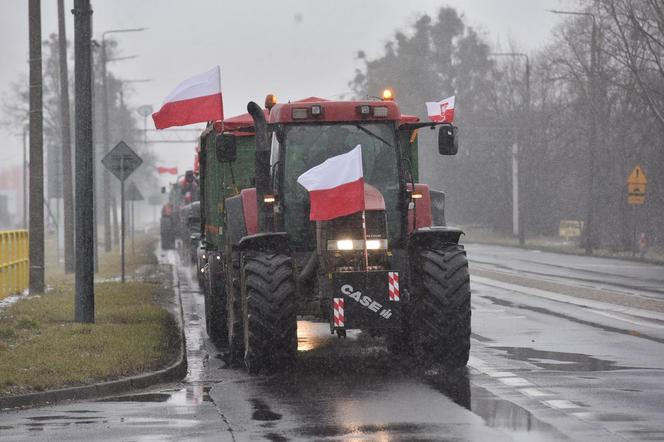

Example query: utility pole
[489,52,530,246]
[22,126,28,229]
[587,17,599,255]
[73,0,94,323]
[100,37,112,253]
[58,0,75,273]
[28,0,45,293]
[548,10,598,254]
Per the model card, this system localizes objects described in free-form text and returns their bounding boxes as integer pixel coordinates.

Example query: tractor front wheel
[410,243,471,368]
[241,250,297,374]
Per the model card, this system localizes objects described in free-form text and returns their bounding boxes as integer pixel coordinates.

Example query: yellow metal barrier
[0,230,29,299]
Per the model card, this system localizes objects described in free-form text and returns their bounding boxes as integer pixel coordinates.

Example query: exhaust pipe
[247,101,271,232]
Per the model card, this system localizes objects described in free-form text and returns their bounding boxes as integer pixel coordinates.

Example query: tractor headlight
[366,239,382,250]
[327,239,387,251]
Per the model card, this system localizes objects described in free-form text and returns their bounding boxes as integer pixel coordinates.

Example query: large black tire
[410,243,471,368]
[160,217,175,250]
[206,254,228,345]
[241,251,297,374]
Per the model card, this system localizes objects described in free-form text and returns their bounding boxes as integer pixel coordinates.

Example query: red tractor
[213,93,470,372]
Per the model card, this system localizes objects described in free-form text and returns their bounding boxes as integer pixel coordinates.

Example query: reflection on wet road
[1,245,664,441]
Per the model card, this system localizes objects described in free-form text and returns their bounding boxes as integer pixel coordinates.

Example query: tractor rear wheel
[241,251,297,374]
[206,254,228,345]
[411,243,471,368]
[225,250,244,360]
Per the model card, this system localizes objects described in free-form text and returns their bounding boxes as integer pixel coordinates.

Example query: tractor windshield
[280,122,401,250]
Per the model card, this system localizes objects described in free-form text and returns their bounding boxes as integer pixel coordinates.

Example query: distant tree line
[350,2,663,253]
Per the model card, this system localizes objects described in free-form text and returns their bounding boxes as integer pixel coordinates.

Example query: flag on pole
[297,145,365,221]
[426,96,455,123]
[156,166,178,175]
[152,66,224,130]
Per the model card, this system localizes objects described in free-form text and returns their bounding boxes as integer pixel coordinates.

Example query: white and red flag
[152,66,224,130]
[426,95,455,123]
[156,165,178,175]
[297,145,365,221]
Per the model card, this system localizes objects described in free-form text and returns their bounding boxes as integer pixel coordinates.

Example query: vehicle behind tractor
[202,93,470,373]
[160,170,199,252]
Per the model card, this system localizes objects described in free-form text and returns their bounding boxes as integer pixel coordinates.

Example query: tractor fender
[429,189,446,226]
[238,232,291,254]
[225,194,248,247]
[240,188,259,235]
[410,227,464,248]
[407,183,432,231]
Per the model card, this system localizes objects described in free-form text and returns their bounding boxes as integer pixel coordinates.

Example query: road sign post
[102,141,142,282]
[126,182,144,256]
[626,165,648,256]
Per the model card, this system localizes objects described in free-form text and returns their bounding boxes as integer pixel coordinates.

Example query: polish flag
[297,145,365,221]
[152,66,224,130]
[157,166,178,175]
[426,96,455,123]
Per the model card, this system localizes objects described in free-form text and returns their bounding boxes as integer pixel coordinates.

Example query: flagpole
[362,210,369,270]
[217,65,223,122]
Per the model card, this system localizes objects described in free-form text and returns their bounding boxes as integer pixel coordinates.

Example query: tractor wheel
[225,250,244,360]
[160,217,175,250]
[206,254,228,345]
[241,251,297,374]
[410,243,471,368]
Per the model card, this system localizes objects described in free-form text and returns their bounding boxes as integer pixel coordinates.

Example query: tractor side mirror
[215,133,237,162]
[161,186,166,194]
[438,125,458,155]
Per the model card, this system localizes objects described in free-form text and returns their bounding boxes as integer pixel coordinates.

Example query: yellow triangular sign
[627,165,647,185]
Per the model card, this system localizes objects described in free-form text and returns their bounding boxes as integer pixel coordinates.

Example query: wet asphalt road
[1,244,664,441]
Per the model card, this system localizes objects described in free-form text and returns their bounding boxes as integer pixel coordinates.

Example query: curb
[0,263,187,411]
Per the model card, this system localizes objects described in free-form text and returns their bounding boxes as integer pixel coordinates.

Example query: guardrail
[0,230,29,299]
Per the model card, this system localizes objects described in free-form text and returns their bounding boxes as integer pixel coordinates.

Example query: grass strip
[0,281,179,396]
[0,233,180,397]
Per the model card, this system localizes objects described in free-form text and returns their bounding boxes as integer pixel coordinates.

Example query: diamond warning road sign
[102,141,143,182]
[627,165,647,205]
[126,182,144,201]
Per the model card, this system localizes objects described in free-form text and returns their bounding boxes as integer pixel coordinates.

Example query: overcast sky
[0,0,572,177]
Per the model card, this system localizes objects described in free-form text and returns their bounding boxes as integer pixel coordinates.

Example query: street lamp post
[136,105,154,150]
[490,52,530,246]
[548,9,598,255]
[100,28,146,253]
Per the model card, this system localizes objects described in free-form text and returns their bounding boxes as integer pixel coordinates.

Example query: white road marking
[486,371,517,378]
[499,377,533,387]
[592,310,664,329]
[470,355,587,421]
[520,388,551,398]
[544,399,581,410]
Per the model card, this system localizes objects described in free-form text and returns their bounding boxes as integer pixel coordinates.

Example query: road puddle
[491,346,639,371]
[98,385,212,405]
[250,398,282,421]
[426,368,569,440]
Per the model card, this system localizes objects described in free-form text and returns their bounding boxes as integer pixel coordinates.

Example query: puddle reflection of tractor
[198,93,471,373]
